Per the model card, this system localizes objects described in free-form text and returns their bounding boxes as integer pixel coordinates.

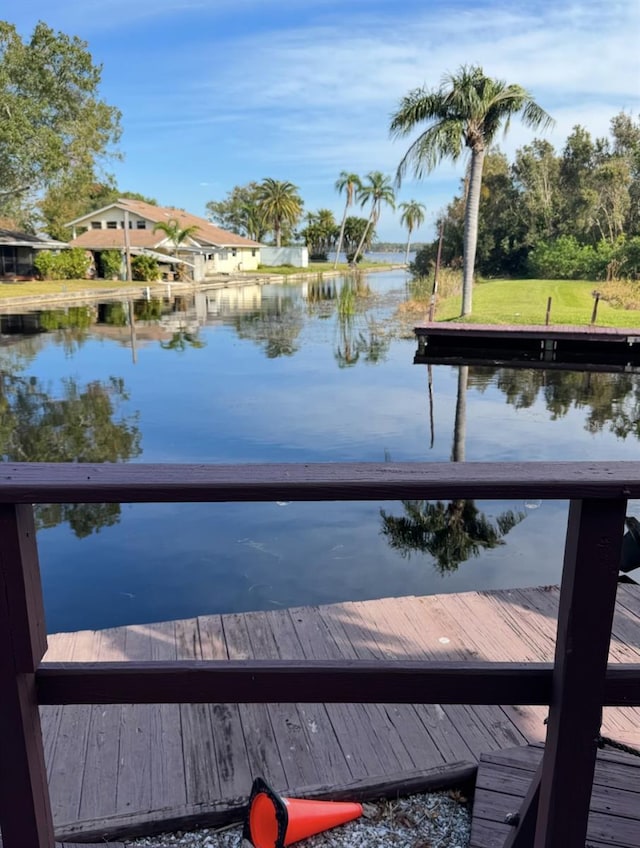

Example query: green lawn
[434,278,640,328]
[0,278,141,299]
[255,260,392,275]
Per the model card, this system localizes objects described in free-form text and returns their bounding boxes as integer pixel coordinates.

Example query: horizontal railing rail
[1,462,639,848]
[0,459,639,502]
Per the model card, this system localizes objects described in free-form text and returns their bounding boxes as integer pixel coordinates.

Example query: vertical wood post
[533,498,626,848]
[0,504,55,848]
[545,297,552,325]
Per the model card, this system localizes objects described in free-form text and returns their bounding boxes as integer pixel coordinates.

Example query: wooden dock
[471,743,640,848]
[28,584,640,843]
[414,322,640,371]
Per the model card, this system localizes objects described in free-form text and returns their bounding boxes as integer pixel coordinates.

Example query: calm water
[2,268,639,632]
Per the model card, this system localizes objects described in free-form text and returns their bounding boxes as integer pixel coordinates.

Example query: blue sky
[10,0,640,241]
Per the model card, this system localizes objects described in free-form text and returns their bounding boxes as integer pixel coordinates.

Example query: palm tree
[399,200,426,264]
[255,178,303,247]
[334,172,362,268]
[152,218,200,278]
[390,65,553,315]
[352,171,395,264]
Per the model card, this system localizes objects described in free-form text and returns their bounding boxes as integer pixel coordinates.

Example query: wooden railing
[1,461,640,848]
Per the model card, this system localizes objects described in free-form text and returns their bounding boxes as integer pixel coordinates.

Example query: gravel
[130,789,472,848]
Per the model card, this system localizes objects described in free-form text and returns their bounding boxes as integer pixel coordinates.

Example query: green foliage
[33,251,62,280]
[300,209,339,258]
[100,249,122,279]
[0,21,121,212]
[131,254,159,281]
[255,178,304,247]
[409,246,434,279]
[206,182,266,242]
[34,249,91,280]
[527,236,613,279]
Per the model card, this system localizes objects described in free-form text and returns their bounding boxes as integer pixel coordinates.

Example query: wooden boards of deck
[38,584,640,841]
[470,743,640,848]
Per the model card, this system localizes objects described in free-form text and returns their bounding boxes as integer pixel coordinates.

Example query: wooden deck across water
[24,584,640,843]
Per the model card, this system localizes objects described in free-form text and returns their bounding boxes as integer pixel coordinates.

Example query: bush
[409,245,435,279]
[100,250,122,279]
[34,251,62,280]
[131,254,159,281]
[58,248,91,280]
[527,236,612,280]
[34,249,91,280]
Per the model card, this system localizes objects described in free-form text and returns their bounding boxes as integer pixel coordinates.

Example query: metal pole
[123,209,132,282]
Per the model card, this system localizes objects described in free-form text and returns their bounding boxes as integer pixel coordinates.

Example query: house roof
[68,199,263,249]
[68,228,163,250]
[0,228,68,249]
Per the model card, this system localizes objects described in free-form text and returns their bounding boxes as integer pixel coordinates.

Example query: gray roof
[0,228,68,249]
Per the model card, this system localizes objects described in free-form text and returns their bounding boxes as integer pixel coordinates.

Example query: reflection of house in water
[195,284,264,319]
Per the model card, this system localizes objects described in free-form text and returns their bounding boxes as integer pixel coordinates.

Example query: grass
[0,278,145,299]
[255,260,392,275]
[433,278,640,328]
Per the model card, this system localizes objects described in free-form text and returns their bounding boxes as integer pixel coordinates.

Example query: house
[66,199,262,281]
[0,228,68,280]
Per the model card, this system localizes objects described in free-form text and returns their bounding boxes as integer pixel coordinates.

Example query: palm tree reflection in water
[380,365,525,573]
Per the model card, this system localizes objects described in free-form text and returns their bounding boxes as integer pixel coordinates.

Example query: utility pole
[123,208,132,282]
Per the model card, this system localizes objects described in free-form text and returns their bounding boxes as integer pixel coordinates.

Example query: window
[91,221,102,229]
[136,220,146,229]
[106,221,118,229]
[231,248,237,257]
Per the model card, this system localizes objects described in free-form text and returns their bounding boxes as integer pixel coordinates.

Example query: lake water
[2,267,639,633]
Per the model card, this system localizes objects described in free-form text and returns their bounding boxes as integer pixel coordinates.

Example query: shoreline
[0,264,406,312]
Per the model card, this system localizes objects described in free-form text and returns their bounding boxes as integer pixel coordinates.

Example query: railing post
[533,497,626,848]
[0,503,55,848]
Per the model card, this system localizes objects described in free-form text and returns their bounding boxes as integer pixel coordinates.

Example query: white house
[66,198,263,281]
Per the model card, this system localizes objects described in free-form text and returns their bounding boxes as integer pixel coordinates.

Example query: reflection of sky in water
[4,270,639,631]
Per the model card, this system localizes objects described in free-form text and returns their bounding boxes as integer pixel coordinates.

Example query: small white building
[66,198,263,281]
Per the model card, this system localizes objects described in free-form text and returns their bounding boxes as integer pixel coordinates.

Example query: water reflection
[469,367,640,439]
[380,365,526,572]
[0,341,141,536]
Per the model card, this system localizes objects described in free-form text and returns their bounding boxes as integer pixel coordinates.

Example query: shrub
[100,250,122,279]
[58,248,91,280]
[34,251,61,280]
[527,237,612,280]
[409,245,435,279]
[131,254,159,281]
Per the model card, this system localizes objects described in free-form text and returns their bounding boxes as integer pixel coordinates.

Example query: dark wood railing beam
[35,660,640,707]
[0,461,639,504]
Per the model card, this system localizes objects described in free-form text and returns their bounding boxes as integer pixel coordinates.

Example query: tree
[352,172,395,263]
[152,218,200,277]
[255,178,303,247]
[206,182,267,241]
[0,21,121,213]
[342,216,375,260]
[334,172,362,268]
[300,209,338,259]
[399,200,427,264]
[390,64,553,315]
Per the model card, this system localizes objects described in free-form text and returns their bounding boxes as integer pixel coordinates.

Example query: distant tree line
[411,113,640,281]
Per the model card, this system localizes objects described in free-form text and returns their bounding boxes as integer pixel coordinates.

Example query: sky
[9,0,640,241]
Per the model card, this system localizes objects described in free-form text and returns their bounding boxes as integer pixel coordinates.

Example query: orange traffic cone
[243,777,363,848]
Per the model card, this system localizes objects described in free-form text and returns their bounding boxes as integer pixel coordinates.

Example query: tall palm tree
[255,178,303,247]
[334,172,362,268]
[152,218,200,279]
[399,200,426,264]
[390,65,553,315]
[352,171,395,264]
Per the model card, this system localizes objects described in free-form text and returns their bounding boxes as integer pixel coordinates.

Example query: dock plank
[197,614,251,799]
[174,618,221,805]
[220,612,287,789]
